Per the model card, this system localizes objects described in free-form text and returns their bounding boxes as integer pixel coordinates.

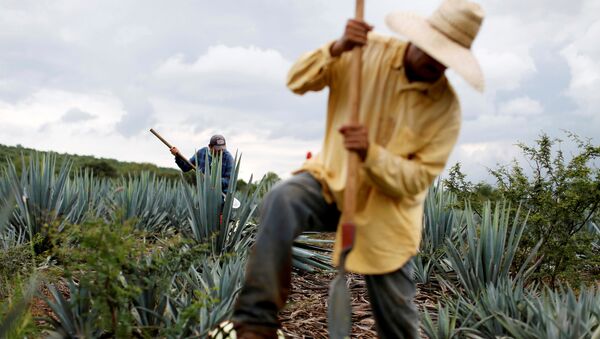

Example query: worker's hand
[330,19,373,57]
[170,147,179,156]
[339,124,369,161]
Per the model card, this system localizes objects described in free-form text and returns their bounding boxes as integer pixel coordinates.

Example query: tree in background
[491,132,599,285]
[444,163,500,216]
[237,171,281,197]
[82,160,118,178]
[445,132,600,285]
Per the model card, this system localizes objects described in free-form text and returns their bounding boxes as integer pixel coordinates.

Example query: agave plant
[452,278,534,337]
[181,152,263,255]
[442,202,542,296]
[0,225,26,250]
[130,277,170,335]
[0,176,10,202]
[5,154,79,240]
[415,182,465,284]
[422,181,464,256]
[499,284,600,339]
[586,220,600,251]
[63,169,109,224]
[168,256,246,337]
[413,254,437,285]
[0,197,25,250]
[162,182,189,231]
[108,172,172,233]
[44,280,103,339]
[421,302,468,339]
[422,278,596,339]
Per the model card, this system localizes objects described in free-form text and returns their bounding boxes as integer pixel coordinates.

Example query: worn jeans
[232,173,419,339]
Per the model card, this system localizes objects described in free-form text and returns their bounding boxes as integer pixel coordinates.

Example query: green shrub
[51,219,148,337]
[445,132,600,285]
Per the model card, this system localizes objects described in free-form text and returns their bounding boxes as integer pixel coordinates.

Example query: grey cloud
[1,0,599,183]
[496,45,576,114]
[485,0,584,20]
[115,91,156,137]
[61,108,95,123]
[37,122,52,133]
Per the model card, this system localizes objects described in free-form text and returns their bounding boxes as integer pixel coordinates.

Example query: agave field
[0,152,599,338]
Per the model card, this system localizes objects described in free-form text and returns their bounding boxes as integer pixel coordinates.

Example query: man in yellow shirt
[231,0,485,338]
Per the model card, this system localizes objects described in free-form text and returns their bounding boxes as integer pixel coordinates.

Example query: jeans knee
[258,181,308,236]
[262,181,303,210]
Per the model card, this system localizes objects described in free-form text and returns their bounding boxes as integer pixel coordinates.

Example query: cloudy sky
[0,0,598,182]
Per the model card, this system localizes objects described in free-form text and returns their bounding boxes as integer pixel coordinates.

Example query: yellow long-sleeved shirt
[287,33,462,274]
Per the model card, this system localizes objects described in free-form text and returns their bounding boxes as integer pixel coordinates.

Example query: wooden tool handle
[341,222,357,252]
[150,128,174,149]
[342,0,364,224]
[149,128,196,170]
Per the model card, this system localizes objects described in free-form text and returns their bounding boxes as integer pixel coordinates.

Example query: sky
[0,0,598,182]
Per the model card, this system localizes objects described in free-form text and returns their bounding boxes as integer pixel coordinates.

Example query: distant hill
[0,143,182,180]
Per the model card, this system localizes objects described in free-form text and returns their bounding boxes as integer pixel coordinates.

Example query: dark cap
[209,134,226,151]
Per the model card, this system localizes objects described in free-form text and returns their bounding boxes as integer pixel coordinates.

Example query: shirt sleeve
[287,41,342,94]
[363,105,461,198]
[175,154,194,172]
[197,148,207,173]
[221,153,233,194]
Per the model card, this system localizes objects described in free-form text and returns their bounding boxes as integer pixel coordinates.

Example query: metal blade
[327,271,352,339]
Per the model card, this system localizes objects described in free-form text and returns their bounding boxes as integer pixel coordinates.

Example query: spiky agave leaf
[44,279,103,339]
[0,197,25,249]
[518,284,600,339]
[442,201,541,296]
[292,234,333,272]
[438,255,598,337]
[422,181,464,256]
[109,172,172,233]
[421,300,485,339]
[0,225,26,250]
[63,168,109,224]
[422,302,460,339]
[130,278,169,332]
[5,153,77,240]
[167,255,246,337]
[416,182,465,284]
[451,278,534,337]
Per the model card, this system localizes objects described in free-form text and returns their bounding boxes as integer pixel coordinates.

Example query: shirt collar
[391,42,448,100]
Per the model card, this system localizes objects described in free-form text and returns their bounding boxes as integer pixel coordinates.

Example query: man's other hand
[339,124,369,161]
[170,147,179,156]
[330,19,373,57]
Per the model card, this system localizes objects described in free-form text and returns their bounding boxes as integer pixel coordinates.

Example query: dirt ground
[281,270,439,338]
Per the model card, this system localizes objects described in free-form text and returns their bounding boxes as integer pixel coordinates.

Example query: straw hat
[386,0,485,92]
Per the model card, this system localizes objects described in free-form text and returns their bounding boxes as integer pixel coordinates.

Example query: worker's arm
[287,19,372,94]
[221,153,234,194]
[362,111,461,198]
[171,147,194,172]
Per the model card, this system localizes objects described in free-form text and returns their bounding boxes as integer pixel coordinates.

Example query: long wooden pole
[327,2,365,338]
[340,0,364,253]
[149,128,197,170]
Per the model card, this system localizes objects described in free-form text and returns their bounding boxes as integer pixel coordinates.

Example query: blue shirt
[175,147,234,194]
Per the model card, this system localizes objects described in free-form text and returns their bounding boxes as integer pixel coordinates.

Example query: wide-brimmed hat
[209,134,226,151]
[386,0,485,92]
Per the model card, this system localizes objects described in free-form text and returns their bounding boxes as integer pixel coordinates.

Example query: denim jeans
[233,172,419,339]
